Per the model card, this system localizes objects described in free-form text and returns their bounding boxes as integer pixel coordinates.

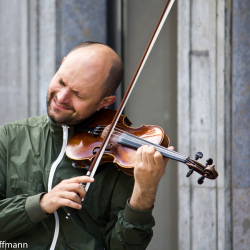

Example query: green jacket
[0,115,154,249]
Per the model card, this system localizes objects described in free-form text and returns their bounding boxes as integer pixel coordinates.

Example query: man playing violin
[0,42,173,249]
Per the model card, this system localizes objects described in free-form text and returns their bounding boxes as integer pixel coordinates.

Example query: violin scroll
[185,152,218,185]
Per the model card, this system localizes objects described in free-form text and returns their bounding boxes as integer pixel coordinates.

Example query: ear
[97,96,116,111]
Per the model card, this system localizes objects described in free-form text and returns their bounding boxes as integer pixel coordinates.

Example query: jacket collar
[47,116,74,139]
[46,111,100,138]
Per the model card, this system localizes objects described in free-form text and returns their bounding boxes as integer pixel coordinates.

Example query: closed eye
[58,76,86,99]
[74,91,85,99]
[58,79,66,86]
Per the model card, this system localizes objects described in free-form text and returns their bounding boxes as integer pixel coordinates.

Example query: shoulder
[0,115,50,157]
[0,116,49,142]
[0,115,48,131]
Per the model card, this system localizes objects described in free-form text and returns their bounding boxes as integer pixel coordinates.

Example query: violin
[66,109,218,185]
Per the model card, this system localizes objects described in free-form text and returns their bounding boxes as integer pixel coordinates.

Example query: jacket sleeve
[104,171,155,250]
[0,125,48,240]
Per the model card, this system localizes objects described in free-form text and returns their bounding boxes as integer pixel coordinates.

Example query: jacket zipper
[48,125,69,250]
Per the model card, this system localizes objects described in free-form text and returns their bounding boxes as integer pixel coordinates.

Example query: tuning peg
[205,158,213,166]
[195,152,203,160]
[186,169,194,177]
[198,175,205,185]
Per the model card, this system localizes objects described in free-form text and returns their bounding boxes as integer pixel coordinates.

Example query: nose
[56,87,71,104]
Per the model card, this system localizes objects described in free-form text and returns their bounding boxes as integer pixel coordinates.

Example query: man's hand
[130,145,174,210]
[40,176,94,214]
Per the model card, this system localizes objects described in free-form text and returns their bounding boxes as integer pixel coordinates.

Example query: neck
[117,132,188,163]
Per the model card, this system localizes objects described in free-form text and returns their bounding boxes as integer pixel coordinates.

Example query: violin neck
[117,132,189,163]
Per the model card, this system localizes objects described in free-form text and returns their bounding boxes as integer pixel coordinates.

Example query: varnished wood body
[66,109,170,175]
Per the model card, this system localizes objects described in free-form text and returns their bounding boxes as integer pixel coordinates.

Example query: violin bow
[84,0,176,193]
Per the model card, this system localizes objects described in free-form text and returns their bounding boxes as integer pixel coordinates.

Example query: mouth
[53,98,73,111]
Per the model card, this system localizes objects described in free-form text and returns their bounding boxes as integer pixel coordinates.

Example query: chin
[47,107,65,124]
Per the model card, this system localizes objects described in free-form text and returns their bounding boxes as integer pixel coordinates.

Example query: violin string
[94,126,202,169]
[91,125,188,160]
[88,125,188,161]
[114,128,187,160]
[114,132,188,161]
[96,128,204,170]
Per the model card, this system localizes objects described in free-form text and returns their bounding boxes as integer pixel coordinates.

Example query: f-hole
[93,144,113,154]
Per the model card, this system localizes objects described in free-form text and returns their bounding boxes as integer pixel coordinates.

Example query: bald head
[47,42,122,125]
[66,42,123,97]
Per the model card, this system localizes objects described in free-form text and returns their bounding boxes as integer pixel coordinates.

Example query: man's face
[47,48,113,126]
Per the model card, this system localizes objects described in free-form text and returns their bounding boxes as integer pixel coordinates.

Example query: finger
[163,146,174,165]
[60,197,83,210]
[58,190,82,204]
[153,151,166,170]
[64,183,86,199]
[136,146,143,165]
[140,145,147,165]
[146,146,157,167]
[78,183,86,199]
[65,175,95,185]
[141,145,154,165]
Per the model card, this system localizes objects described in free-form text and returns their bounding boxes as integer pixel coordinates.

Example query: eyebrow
[57,74,86,98]
[58,78,66,86]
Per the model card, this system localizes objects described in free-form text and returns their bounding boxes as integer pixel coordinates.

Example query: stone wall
[0,0,106,124]
[177,0,250,249]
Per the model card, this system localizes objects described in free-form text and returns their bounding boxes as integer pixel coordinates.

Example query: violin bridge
[101,125,111,139]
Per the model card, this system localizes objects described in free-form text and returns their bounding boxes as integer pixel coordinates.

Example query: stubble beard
[46,91,78,126]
